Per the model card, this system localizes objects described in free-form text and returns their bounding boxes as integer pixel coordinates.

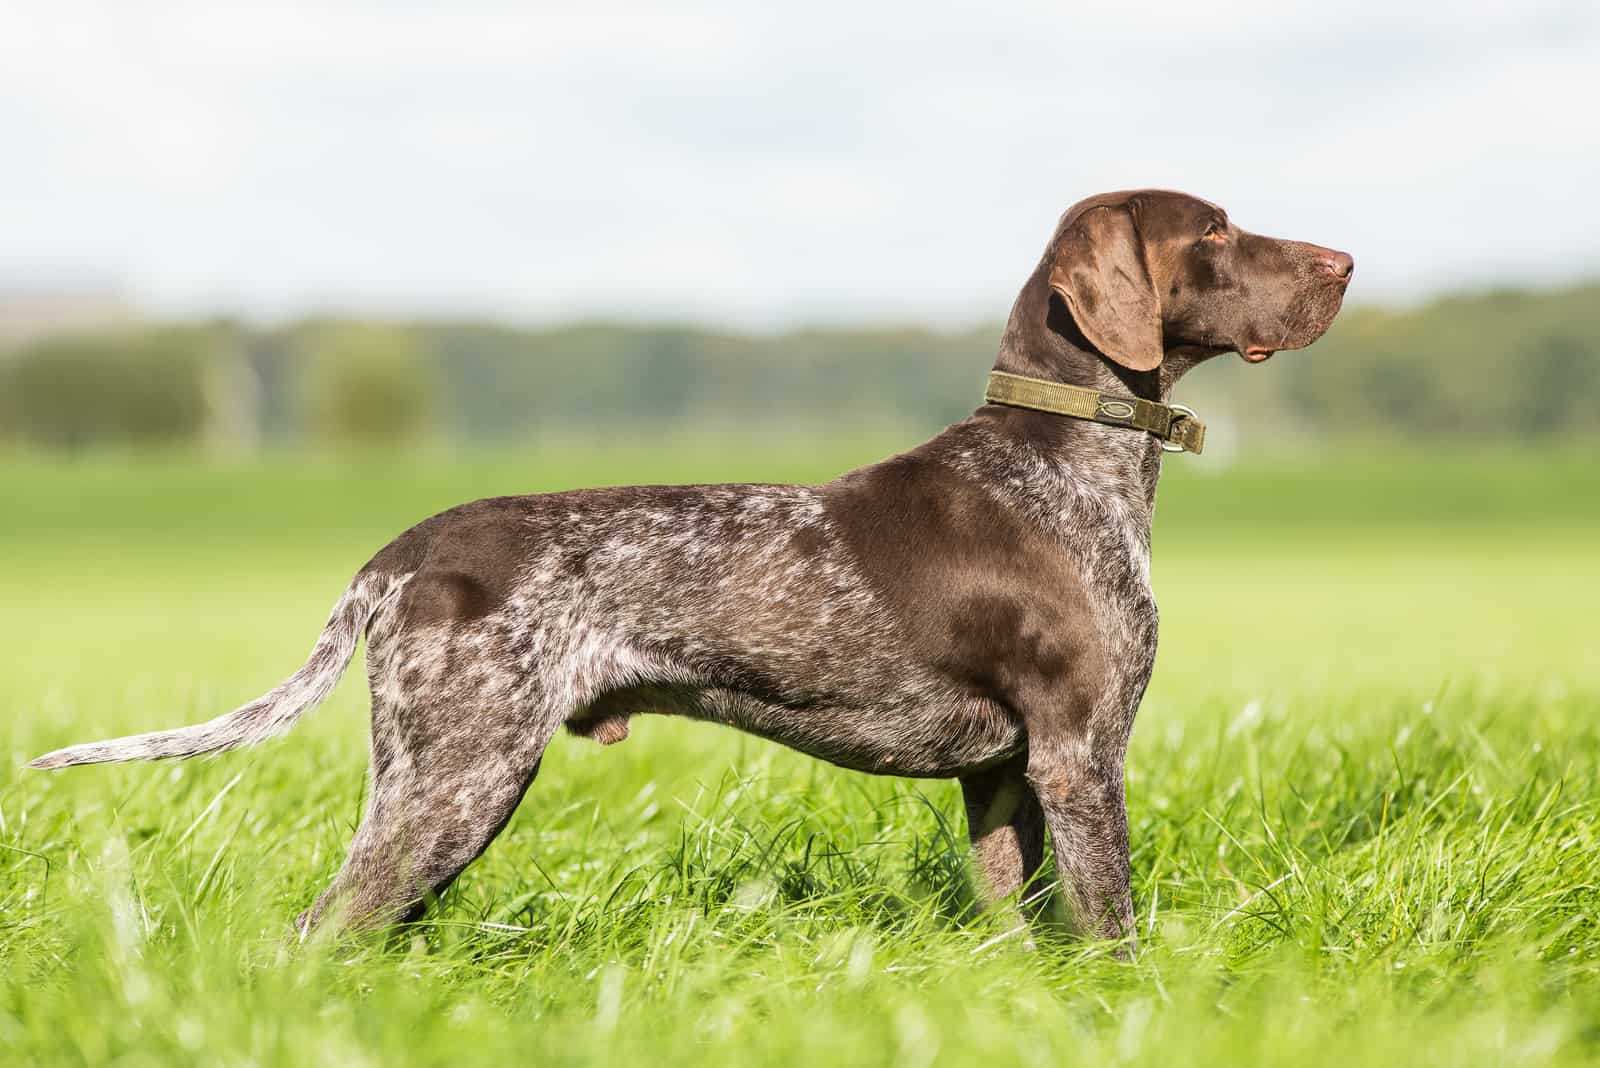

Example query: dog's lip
[1241,346,1276,363]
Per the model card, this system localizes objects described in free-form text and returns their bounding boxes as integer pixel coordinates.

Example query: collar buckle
[1160,403,1200,453]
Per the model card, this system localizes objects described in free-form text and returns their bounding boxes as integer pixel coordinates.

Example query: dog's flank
[28,570,412,769]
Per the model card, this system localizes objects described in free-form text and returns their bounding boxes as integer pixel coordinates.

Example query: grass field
[3,440,1598,1066]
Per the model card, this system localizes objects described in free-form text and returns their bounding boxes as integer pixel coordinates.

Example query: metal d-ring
[1161,403,1199,453]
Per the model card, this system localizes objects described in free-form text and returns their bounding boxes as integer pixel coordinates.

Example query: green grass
[2,440,1598,1066]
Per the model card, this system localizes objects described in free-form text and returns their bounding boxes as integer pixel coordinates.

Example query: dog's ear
[1048,205,1164,371]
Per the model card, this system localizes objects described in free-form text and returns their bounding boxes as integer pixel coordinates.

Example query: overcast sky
[2,1,1597,326]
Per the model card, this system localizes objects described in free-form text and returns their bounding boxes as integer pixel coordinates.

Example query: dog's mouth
[1239,280,1349,365]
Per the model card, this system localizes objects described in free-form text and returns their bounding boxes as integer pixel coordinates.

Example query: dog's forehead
[1056,189,1225,235]
[1148,189,1223,217]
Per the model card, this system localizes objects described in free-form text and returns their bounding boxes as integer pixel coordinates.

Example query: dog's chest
[998,465,1161,727]
[1083,523,1159,708]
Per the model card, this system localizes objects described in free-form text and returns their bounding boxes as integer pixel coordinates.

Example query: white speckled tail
[26,570,412,770]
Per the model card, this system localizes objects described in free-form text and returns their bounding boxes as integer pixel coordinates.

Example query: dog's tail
[27,566,413,770]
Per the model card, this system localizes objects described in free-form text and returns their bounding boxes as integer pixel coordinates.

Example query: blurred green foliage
[1,282,1595,450]
[1284,284,1600,437]
[0,325,225,451]
[294,320,438,445]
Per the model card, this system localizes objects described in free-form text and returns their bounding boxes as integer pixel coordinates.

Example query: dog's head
[1045,189,1353,371]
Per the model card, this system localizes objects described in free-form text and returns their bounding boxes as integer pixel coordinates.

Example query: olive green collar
[983,370,1206,455]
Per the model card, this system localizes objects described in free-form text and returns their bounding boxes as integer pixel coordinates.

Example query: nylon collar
[983,370,1205,455]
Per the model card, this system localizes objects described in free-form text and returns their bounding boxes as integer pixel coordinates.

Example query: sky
[2,1,1597,327]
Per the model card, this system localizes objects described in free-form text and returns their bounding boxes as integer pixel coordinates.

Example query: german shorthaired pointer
[31,190,1352,946]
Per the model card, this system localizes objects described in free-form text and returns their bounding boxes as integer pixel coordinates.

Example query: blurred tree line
[1,282,1596,451]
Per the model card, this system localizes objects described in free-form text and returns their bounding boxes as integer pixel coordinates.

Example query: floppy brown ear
[1048,205,1164,371]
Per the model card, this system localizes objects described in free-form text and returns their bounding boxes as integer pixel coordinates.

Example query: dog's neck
[959,263,1217,529]
[993,259,1215,403]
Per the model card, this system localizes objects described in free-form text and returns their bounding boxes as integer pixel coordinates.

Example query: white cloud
[0,1,1596,323]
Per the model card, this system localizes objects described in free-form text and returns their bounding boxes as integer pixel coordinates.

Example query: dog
[30,190,1352,944]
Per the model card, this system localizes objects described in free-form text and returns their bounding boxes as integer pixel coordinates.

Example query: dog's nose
[1316,250,1354,280]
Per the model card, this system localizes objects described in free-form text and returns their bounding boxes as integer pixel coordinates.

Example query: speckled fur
[29,190,1351,947]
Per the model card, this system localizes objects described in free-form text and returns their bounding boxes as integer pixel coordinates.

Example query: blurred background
[1,1,1597,454]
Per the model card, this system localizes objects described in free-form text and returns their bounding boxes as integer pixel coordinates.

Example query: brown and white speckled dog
[30,190,1352,945]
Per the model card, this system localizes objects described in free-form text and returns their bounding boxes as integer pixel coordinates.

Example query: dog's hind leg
[295,688,561,938]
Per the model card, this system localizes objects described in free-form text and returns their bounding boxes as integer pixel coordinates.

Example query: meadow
[2,439,1598,1066]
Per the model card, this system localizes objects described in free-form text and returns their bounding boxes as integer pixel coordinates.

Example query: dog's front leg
[960,755,1046,920]
[1023,738,1135,953]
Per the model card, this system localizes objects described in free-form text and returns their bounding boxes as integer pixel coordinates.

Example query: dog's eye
[1201,221,1225,241]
